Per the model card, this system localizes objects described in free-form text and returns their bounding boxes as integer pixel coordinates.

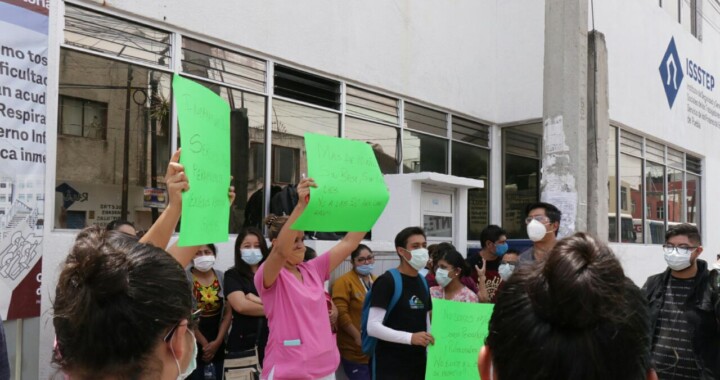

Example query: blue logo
[659,37,684,108]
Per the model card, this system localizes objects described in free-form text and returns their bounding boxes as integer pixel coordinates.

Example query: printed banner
[0,0,50,320]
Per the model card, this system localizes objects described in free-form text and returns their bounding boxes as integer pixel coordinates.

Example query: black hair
[525,202,562,236]
[394,226,426,250]
[665,223,702,245]
[204,243,217,256]
[479,225,507,249]
[53,227,192,378]
[351,244,372,261]
[106,219,135,232]
[304,246,317,262]
[486,233,652,380]
[436,243,470,277]
[232,227,269,280]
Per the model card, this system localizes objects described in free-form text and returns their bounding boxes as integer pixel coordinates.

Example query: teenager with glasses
[518,202,562,266]
[52,150,235,379]
[331,244,377,380]
[642,223,720,379]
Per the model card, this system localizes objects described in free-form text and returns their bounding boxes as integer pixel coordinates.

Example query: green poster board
[172,74,230,246]
[426,299,494,380]
[292,133,389,232]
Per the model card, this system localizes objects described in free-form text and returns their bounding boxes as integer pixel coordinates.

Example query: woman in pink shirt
[255,178,366,380]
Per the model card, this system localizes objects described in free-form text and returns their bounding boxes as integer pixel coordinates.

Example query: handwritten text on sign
[172,75,230,246]
[426,299,494,380]
[292,133,389,232]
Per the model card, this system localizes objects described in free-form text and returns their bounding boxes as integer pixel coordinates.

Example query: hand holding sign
[292,134,389,232]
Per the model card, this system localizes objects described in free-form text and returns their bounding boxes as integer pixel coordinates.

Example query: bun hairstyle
[53,226,192,378]
[265,214,289,240]
[486,233,652,380]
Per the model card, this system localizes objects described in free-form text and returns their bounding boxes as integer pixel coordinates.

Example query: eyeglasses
[164,308,202,342]
[525,215,550,224]
[662,244,698,256]
[356,255,375,264]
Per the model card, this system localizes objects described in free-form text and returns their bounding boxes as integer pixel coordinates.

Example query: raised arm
[140,149,186,250]
[328,232,366,273]
[261,178,316,288]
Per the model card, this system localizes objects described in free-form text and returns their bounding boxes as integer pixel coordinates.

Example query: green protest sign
[426,299,494,380]
[172,74,230,246]
[291,133,389,232]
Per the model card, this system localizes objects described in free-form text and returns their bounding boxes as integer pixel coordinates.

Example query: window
[404,103,447,137]
[451,117,490,240]
[0,196,6,202]
[402,130,447,174]
[657,0,698,38]
[274,65,341,109]
[182,37,266,93]
[345,117,400,174]
[503,124,541,239]
[608,128,702,243]
[59,96,108,139]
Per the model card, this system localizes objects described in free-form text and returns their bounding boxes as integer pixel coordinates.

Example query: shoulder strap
[385,268,403,321]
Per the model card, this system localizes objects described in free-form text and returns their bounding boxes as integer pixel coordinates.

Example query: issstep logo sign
[659,37,684,109]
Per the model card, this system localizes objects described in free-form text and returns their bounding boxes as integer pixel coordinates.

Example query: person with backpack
[364,227,433,380]
[254,177,366,380]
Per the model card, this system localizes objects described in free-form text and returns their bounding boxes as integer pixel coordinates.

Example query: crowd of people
[0,149,709,380]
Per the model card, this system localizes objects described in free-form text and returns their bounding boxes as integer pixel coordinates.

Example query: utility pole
[541,0,589,236]
[121,65,133,220]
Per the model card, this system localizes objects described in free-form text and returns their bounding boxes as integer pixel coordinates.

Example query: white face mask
[435,268,453,288]
[498,263,515,281]
[241,248,263,265]
[193,256,215,272]
[403,248,429,271]
[664,250,692,271]
[171,330,197,379]
[713,262,720,271]
[527,219,549,242]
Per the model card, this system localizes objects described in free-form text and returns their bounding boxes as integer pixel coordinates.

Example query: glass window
[452,117,490,148]
[274,65,341,109]
[503,125,541,239]
[345,117,399,174]
[452,142,489,240]
[188,79,267,232]
[59,96,108,139]
[686,173,700,226]
[182,37,266,93]
[402,130,447,174]
[667,168,683,223]
[404,103,447,137]
[620,154,642,244]
[608,127,618,242]
[56,49,171,230]
[346,86,399,125]
[64,5,172,66]
[271,99,339,186]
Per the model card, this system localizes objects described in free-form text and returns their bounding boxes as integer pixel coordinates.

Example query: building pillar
[541,0,589,237]
[587,31,610,239]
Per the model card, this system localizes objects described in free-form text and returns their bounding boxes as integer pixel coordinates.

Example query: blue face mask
[355,264,374,276]
[495,243,509,257]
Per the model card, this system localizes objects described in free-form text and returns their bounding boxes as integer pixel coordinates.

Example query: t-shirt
[651,277,701,379]
[370,271,432,380]
[254,253,339,380]
[224,267,269,355]
[430,285,479,303]
[468,254,502,302]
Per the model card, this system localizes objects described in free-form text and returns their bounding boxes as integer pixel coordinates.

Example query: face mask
[527,219,549,242]
[193,256,215,272]
[713,262,720,271]
[495,243,509,257]
[664,250,692,271]
[435,268,453,288]
[356,263,374,276]
[403,248,429,271]
[172,330,197,379]
[241,248,263,265]
[498,263,515,281]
